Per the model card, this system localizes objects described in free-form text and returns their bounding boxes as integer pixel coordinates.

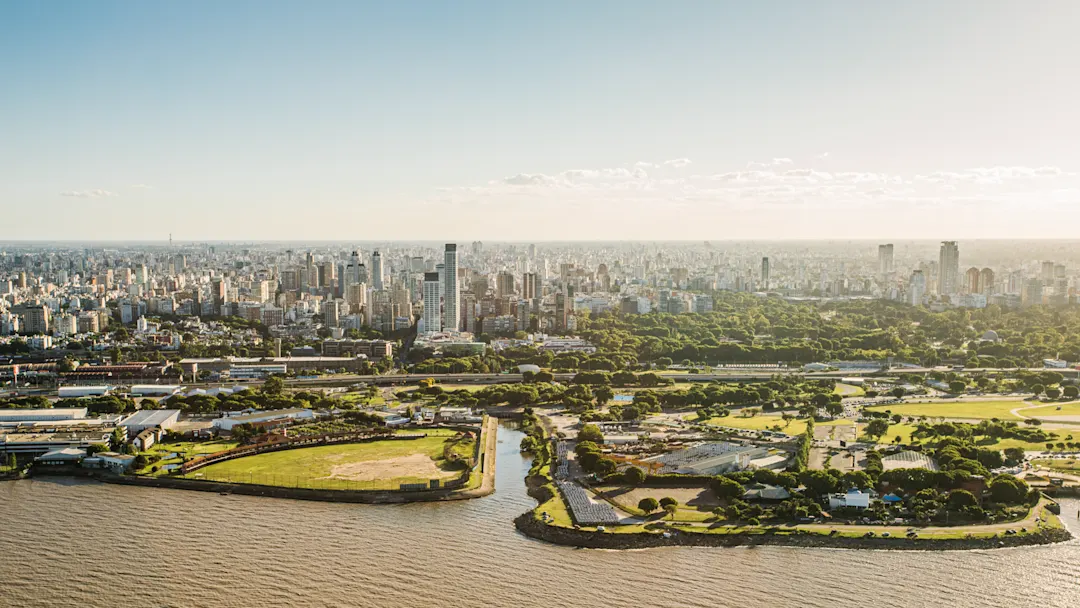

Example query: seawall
[513,513,1073,551]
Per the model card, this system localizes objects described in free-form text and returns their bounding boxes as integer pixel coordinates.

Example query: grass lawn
[865,399,1033,421]
[186,435,471,489]
[534,486,574,527]
[706,414,853,436]
[138,440,239,475]
[1022,402,1080,417]
[834,383,866,397]
[1032,458,1080,473]
[339,393,386,406]
[862,423,918,445]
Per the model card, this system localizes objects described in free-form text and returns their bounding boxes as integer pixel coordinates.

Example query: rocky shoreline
[513,512,1073,551]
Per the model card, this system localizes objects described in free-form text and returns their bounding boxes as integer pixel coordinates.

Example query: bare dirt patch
[320,453,454,482]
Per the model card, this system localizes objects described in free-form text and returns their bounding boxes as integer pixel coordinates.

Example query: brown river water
[2,424,1079,608]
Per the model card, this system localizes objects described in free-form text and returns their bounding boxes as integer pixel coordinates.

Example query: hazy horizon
[4,1,1079,240]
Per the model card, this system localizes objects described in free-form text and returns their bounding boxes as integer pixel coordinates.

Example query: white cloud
[438,160,1080,237]
[662,158,692,168]
[60,189,116,198]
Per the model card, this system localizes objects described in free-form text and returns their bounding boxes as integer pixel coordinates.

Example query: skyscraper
[522,272,538,299]
[965,267,981,294]
[443,244,459,331]
[979,268,995,295]
[761,257,770,291]
[371,250,384,290]
[422,272,441,334]
[938,241,960,295]
[496,271,515,299]
[908,270,926,306]
[1042,261,1056,285]
[878,244,894,277]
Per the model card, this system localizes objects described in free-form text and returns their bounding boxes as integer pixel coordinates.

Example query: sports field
[187,434,475,489]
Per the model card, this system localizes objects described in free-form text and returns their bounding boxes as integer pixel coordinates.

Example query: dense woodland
[412,294,1080,372]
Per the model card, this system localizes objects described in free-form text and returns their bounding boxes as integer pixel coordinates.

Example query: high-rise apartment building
[965,267,981,294]
[554,289,568,332]
[422,272,441,334]
[908,270,926,306]
[496,271,515,299]
[371,250,384,290]
[442,244,459,331]
[522,272,538,299]
[979,268,995,295]
[938,241,960,295]
[1042,261,1055,284]
[878,244,894,277]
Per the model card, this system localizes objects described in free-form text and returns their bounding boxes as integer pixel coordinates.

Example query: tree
[824,401,844,419]
[109,428,126,451]
[1046,387,1062,400]
[947,489,979,510]
[948,380,967,394]
[263,375,285,395]
[710,476,745,501]
[638,497,659,514]
[595,386,614,406]
[865,419,890,439]
[891,387,906,399]
[1063,385,1079,399]
[623,466,646,486]
[577,423,604,444]
[811,393,830,409]
[660,497,679,520]
[988,474,1029,505]
[1030,384,1045,397]
[1003,447,1025,465]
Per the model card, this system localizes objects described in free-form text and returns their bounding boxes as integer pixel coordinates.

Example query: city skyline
[3,1,1080,240]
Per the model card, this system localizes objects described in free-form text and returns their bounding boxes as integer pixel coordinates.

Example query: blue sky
[2,1,1079,240]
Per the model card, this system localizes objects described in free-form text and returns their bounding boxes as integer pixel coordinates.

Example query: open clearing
[188,435,471,489]
[833,383,866,397]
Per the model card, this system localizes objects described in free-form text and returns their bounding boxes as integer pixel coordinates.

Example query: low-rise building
[0,408,88,423]
[828,488,875,509]
[212,408,315,432]
[120,409,181,434]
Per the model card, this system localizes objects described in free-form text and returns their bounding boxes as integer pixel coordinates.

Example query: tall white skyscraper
[371,250,384,290]
[909,270,926,306]
[421,272,441,334]
[442,244,459,331]
[878,244,894,277]
[938,241,960,295]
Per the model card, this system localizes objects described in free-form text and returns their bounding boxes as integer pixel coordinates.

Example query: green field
[138,440,239,475]
[705,414,853,436]
[185,435,473,490]
[1023,402,1080,418]
[834,383,866,397]
[865,400,1033,421]
[1033,458,1080,473]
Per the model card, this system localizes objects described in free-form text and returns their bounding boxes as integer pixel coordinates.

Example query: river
[1,424,1079,608]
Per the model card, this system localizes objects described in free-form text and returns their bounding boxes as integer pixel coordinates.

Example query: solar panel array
[557,481,620,525]
[555,442,570,478]
[653,441,744,468]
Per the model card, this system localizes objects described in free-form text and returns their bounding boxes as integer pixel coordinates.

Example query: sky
[2,0,1079,241]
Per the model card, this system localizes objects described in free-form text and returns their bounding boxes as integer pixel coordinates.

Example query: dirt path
[455,416,498,498]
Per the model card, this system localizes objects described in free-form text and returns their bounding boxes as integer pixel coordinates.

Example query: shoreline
[513,511,1074,551]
